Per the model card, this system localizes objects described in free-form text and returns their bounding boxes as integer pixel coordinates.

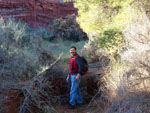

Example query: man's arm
[66,73,71,82]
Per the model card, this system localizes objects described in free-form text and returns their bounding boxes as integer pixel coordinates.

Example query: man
[66,46,83,109]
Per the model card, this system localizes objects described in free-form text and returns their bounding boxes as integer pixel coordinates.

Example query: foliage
[0,17,88,113]
[74,0,136,54]
[0,17,54,82]
[94,29,123,52]
[102,59,150,113]
[74,1,150,112]
[86,2,150,112]
[0,17,87,82]
[49,15,88,42]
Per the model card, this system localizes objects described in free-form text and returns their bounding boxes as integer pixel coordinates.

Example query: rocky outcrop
[0,0,77,27]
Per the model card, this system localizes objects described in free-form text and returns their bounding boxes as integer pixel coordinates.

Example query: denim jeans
[69,74,82,106]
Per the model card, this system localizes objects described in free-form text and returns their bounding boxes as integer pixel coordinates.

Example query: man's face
[70,48,76,56]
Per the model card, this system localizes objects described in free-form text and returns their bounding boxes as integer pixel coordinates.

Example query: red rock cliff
[0,0,77,27]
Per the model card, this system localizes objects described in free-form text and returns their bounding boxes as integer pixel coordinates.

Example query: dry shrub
[0,17,66,112]
[0,54,68,113]
[101,6,150,113]
[0,17,89,113]
[0,17,58,84]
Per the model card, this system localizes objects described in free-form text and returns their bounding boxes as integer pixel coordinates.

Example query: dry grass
[85,5,150,112]
[99,6,150,113]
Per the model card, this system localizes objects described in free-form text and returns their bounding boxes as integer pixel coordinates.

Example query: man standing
[66,46,83,109]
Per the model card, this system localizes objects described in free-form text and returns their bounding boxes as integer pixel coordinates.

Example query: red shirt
[69,54,82,75]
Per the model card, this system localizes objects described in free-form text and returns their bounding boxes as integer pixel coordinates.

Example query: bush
[101,8,150,113]
[48,14,88,42]
[0,16,87,81]
[74,1,150,112]
[74,0,136,58]
[0,17,54,82]
[0,16,88,113]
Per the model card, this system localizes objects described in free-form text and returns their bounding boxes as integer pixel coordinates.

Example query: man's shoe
[68,104,75,109]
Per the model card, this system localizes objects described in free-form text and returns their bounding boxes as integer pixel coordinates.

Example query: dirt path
[53,63,103,113]
[54,104,89,113]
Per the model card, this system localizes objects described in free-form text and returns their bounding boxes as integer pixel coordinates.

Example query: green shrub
[93,29,123,52]
[74,0,135,56]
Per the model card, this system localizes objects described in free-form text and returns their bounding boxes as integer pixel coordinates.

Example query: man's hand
[66,74,70,82]
[76,73,80,81]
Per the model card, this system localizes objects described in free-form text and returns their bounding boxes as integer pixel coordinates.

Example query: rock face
[0,0,77,27]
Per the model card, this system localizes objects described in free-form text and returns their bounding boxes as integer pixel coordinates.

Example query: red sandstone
[0,0,77,27]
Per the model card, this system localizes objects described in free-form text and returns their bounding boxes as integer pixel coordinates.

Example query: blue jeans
[69,74,82,106]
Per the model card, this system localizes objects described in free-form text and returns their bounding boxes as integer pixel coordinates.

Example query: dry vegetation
[0,16,96,113]
[86,4,150,113]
